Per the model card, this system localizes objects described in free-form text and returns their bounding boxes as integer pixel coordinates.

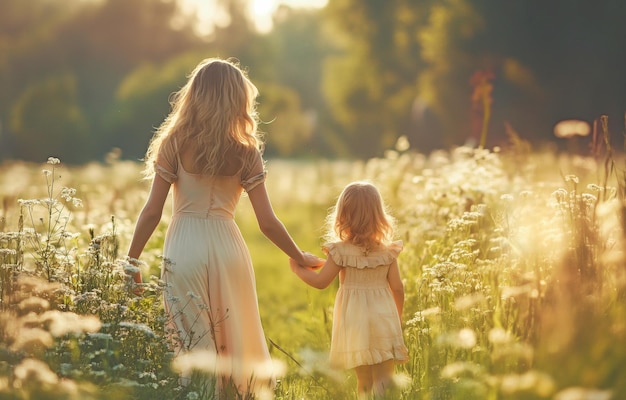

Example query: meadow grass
[0,140,625,400]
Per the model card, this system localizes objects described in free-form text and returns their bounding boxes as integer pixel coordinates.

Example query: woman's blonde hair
[325,181,395,250]
[143,57,263,177]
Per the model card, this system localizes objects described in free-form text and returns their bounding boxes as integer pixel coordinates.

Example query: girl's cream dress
[324,241,409,369]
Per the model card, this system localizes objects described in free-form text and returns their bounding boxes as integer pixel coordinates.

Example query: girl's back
[326,242,397,288]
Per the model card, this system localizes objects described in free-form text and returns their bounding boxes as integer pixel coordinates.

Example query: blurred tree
[253,6,333,157]
[61,0,199,71]
[0,0,203,162]
[9,75,90,163]
[0,0,82,161]
[416,0,485,146]
[323,0,626,153]
[471,0,626,144]
[256,82,312,156]
[323,0,432,157]
[56,0,203,159]
[104,52,205,161]
[3,0,624,162]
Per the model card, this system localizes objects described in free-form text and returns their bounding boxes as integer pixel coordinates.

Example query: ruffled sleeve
[323,240,403,269]
[154,139,178,183]
[241,150,266,192]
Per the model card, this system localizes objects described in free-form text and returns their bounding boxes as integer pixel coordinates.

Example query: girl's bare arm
[387,259,405,319]
[289,257,340,289]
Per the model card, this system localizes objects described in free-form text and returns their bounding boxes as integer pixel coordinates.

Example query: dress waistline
[341,282,388,289]
[173,211,234,220]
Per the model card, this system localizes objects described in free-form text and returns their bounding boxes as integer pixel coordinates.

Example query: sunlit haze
[180,0,328,34]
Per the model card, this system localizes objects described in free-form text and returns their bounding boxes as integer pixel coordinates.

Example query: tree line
[1,0,624,164]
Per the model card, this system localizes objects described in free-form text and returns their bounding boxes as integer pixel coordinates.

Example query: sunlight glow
[251,0,279,33]
[251,0,277,18]
[179,0,327,34]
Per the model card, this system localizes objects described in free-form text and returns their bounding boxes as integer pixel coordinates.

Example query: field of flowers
[0,136,625,400]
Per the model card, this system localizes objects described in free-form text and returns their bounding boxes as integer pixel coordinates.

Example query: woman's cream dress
[155,143,274,397]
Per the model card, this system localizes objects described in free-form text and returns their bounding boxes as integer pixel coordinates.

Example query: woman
[126,57,323,397]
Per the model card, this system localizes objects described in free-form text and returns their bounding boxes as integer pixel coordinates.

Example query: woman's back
[167,142,262,219]
[179,144,245,176]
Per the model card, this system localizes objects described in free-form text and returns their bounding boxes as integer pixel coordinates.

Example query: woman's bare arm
[127,175,171,283]
[247,182,323,267]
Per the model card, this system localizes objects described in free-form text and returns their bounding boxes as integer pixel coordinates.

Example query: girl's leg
[354,365,373,398]
[371,359,395,397]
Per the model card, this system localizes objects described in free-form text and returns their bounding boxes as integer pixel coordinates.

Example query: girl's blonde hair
[325,181,395,250]
[143,57,263,177]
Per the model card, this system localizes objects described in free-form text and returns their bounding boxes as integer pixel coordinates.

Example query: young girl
[290,181,408,398]
[126,57,323,397]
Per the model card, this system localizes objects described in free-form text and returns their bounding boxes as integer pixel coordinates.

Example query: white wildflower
[437,328,477,349]
[407,307,441,326]
[10,328,54,352]
[488,327,514,345]
[119,322,156,338]
[87,332,113,341]
[454,293,485,310]
[586,183,603,192]
[553,387,612,400]
[501,370,555,397]
[519,190,533,198]
[14,358,58,387]
[60,187,77,200]
[395,135,410,152]
[501,284,533,299]
[440,361,484,380]
[18,297,50,312]
[124,264,140,274]
[391,372,412,389]
[581,193,596,204]
[457,328,477,348]
[187,291,200,299]
[39,310,101,336]
[17,199,39,207]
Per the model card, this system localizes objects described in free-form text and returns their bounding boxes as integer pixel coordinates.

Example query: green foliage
[416,0,486,146]
[256,82,313,156]
[104,52,206,161]
[323,0,428,157]
[3,0,626,162]
[9,75,90,163]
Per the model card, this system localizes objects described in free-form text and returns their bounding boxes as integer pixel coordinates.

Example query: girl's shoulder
[323,240,403,269]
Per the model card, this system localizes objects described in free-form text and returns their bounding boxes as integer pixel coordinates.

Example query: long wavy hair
[143,57,263,178]
[325,181,395,251]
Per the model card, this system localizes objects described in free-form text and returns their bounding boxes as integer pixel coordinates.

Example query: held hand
[300,252,325,270]
[131,283,145,296]
[289,258,300,273]
[131,273,145,296]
